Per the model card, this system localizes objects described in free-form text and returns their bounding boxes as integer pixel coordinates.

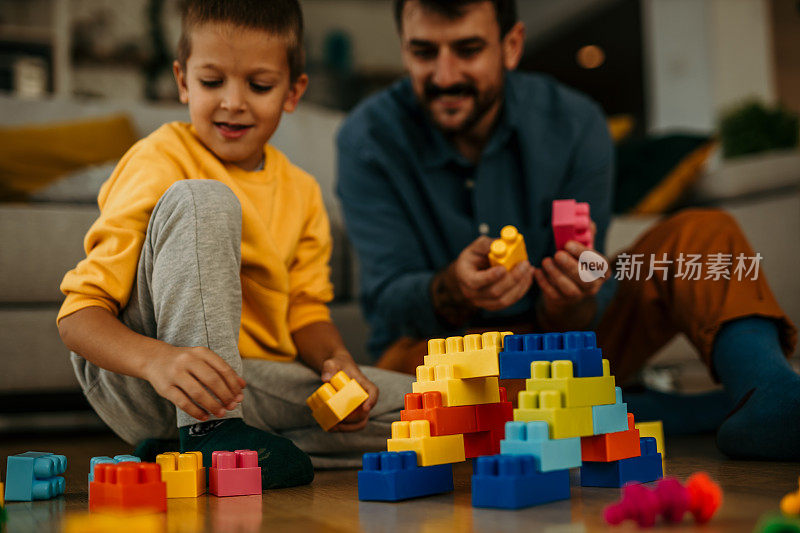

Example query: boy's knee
[161,180,241,217]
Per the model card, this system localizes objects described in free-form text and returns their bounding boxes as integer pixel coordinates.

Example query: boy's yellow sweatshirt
[58,122,333,361]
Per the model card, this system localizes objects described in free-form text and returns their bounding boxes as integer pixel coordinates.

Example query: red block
[581,413,641,462]
[464,431,498,458]
[401,391,478,436]
[474,387,513,434]
[89,462,167,513]
[553,199,593,251]
[210,450,262,497]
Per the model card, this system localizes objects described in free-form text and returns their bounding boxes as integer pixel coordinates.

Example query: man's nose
[221,84,246,111]
[431,49,462,88]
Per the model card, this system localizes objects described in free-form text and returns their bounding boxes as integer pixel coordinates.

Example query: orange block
[581,413,640,462]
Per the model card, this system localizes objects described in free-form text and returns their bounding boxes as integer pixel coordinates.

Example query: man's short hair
[393,0,518,37]
[177,0,305,82]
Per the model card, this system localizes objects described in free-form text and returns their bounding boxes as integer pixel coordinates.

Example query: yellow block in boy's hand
[306,371,369,431]
[489,225,528,271]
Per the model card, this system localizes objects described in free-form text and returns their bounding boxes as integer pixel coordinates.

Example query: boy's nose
[221,85,246,112]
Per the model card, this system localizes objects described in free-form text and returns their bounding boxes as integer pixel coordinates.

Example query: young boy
[57,0,411,489]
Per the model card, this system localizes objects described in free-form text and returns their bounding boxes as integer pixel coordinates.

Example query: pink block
[209,450,262,497]
[552,199,593,251]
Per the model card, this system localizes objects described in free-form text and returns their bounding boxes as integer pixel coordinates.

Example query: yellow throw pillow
[0,114,138,200]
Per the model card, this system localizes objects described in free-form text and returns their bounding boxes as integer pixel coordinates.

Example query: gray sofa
[1,94,798,401]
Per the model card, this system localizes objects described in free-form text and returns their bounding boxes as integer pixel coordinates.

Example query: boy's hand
[144,345,246,422]
[320,350,379,432]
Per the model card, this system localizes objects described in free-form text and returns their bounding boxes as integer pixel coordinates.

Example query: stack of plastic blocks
[307,370,369,431]
[358,451,454,501]
[156,451,205,498]
[488,225,528,271]
[472,455,570,509]
[4,451,67,502]
[513,358,616,439]
[499,331,604,379]
[209,450,261,497]
[89,461,167,513]
[552,198,593,250]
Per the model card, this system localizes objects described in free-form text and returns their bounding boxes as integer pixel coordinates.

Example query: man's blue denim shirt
[336,71,615,359]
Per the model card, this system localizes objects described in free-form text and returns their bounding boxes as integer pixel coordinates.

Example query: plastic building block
[0,481,3,508]
[472,455,570,509]
[423,332,509,379]
[524,359,616,408]
[474,387,514,432]
[501,421,582,472]
[592,387,629,434]
[401,391,478,435]
[156,451,205,498]
[306,371,369,431]
[604,472,722,527]
[552,199,593,251]
[489,225,528,271]
[582,413,641,462]
[581,437,662,487]
[89,455,140,483]
[782,477,800,516]
[755,513,800,533]
[209,450,261,497]
[387,420,466,466]
[499,331,604,379]
[89,462,167,512]
[513,389,594,439]
[62,511,165,533]
[462,431,497,458]
[358,451,454,501]
[635,420,665,458]
[412,365,500,406]
[4,451,67,502]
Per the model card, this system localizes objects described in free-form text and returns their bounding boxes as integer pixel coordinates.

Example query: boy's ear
[173,60,190,104]
[283,73,309,113]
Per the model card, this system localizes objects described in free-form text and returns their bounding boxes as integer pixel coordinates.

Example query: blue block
[5,452,67,502]
[499,332,603,379]
[500,421,582,472]
[472,455,571,509]
[591,387,629,435]
[88,454,140,483]
[358,451,453,501]
[580,437,663,487]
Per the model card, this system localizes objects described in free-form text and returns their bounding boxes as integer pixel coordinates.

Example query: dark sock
[623,388,731,434]
[179,418,314,489]
[713,317,800,460]
[133,438,180,462]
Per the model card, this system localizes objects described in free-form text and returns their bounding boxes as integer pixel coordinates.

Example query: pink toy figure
[604,473,722,527]
[552,199,593,251]
[209,450,261,497]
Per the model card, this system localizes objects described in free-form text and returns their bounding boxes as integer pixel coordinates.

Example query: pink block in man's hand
[552,199,593,251]
[209,450,262,497]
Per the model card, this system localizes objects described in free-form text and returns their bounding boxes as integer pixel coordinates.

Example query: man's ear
[502,21,526,71]
[283,73,309,113]
[173,60,189,104]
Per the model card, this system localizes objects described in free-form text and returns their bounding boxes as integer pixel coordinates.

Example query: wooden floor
[0,431,797,532]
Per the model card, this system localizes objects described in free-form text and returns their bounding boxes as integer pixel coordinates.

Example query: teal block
[500,421,582,472]
[592,387,629,435]
[5,452,67,502]
[88,455,140,483]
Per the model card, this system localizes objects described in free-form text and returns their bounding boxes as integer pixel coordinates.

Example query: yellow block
[412,365,500,406]
[489,225,528,271]
[423,331,511,378]
[62,511,164,533]
[781,477,800,516]
[635,420,665,458]
[524,359,616,408]
[513,389,594,439]
[306,371,369,431]
[156,451,205,498]
[387,420,465,466]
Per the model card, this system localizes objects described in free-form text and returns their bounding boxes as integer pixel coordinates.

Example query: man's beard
[421,79,503,136]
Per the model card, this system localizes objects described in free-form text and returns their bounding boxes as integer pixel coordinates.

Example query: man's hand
[144,345,246,422]
[533,222,609,330]
[451,236,534,312]
[320,351,379,432]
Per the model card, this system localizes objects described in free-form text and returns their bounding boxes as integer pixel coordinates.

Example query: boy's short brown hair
[177,0,305,82]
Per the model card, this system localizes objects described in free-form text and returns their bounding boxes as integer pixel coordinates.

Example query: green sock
[133,438,180,462]
[179,418,314,489]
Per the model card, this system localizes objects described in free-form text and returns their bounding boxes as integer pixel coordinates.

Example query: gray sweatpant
[70,180,412,468]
